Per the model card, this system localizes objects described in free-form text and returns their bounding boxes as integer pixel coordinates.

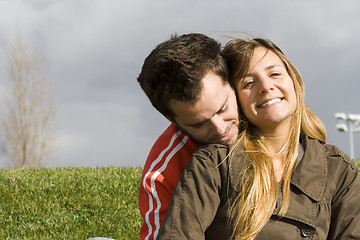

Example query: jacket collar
[290,135,327,202]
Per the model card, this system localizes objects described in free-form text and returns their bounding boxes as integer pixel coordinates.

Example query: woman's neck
[262,133,288,155]
[261,124,293,182]
[259,119,291,153]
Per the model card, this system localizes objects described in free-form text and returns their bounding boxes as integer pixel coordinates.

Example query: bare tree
[0,33,56,168]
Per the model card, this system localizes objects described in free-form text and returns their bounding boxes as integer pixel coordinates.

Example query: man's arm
[139,124,198,240]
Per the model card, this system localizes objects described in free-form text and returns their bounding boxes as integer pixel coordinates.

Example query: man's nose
[210,115,226,135]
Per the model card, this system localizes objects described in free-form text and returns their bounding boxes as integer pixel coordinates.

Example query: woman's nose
[258,77,274,94]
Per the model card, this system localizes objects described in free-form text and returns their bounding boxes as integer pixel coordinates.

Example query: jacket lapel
[290,135,327,202]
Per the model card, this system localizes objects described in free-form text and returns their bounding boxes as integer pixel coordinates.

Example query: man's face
[168,72,239,145]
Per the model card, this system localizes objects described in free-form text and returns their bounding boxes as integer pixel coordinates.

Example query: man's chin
[174,124,238,145]
[207,136,237,146]
[188,136,235,146]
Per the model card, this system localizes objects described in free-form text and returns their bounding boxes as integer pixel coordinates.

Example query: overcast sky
[0,0,359,168]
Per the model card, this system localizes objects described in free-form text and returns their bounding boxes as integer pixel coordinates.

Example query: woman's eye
[270,72,281,77]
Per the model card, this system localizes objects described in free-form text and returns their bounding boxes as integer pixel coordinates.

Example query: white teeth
[259,98,281,108]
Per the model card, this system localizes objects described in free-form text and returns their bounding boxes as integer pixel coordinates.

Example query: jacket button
[301,228,315,237]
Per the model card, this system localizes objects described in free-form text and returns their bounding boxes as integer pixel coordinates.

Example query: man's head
[137,33,239,144]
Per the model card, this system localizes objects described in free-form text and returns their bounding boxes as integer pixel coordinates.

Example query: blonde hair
[221,38,326,240]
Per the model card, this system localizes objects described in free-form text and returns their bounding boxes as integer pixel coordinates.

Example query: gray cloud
[0,0,359,168]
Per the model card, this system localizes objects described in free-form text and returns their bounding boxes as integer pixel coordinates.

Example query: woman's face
[236,47,297,134]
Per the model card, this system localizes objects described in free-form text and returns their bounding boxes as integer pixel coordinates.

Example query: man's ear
[165,114,179,126]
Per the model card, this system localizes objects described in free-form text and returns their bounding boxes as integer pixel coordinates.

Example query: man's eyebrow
[185,96,229,127]
[216,96,228,114]
[185,119,207,128]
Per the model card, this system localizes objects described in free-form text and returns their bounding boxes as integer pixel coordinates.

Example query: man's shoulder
[143,124,199,169]
[159,124,183,139]
[153,124,198,149]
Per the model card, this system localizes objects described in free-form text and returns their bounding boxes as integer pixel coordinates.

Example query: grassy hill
[1,160,359,239]
[0,167,142,240]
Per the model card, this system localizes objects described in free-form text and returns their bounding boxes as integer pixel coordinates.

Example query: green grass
[0,167,142,240]
[0,161,360,240]
[355,159,360,169]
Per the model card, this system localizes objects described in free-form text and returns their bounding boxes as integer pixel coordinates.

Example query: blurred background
[0,0,359,168]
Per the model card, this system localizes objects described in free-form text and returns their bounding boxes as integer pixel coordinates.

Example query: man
[137,33,239,240]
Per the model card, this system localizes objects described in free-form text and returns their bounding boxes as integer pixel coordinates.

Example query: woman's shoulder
[192,144,230,162]
[317,141,359,186]
[321,142,357,170]
[305,136,356,171]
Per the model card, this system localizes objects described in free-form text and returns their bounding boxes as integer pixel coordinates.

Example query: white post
[335,113,360,159]
[349,122,354,159]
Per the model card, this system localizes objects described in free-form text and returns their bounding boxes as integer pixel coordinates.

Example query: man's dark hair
[137,33,229,120]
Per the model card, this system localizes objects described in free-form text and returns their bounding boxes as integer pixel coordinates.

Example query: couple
[138,34,360,239]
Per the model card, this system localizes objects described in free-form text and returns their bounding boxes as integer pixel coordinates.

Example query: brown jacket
[157,136,360,239]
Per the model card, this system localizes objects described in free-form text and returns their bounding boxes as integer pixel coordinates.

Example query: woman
[157,38,360,239]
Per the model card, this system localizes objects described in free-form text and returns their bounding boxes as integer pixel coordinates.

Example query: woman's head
[221,38,326,142]
[233,46,297,135]
[222,38,303,134]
